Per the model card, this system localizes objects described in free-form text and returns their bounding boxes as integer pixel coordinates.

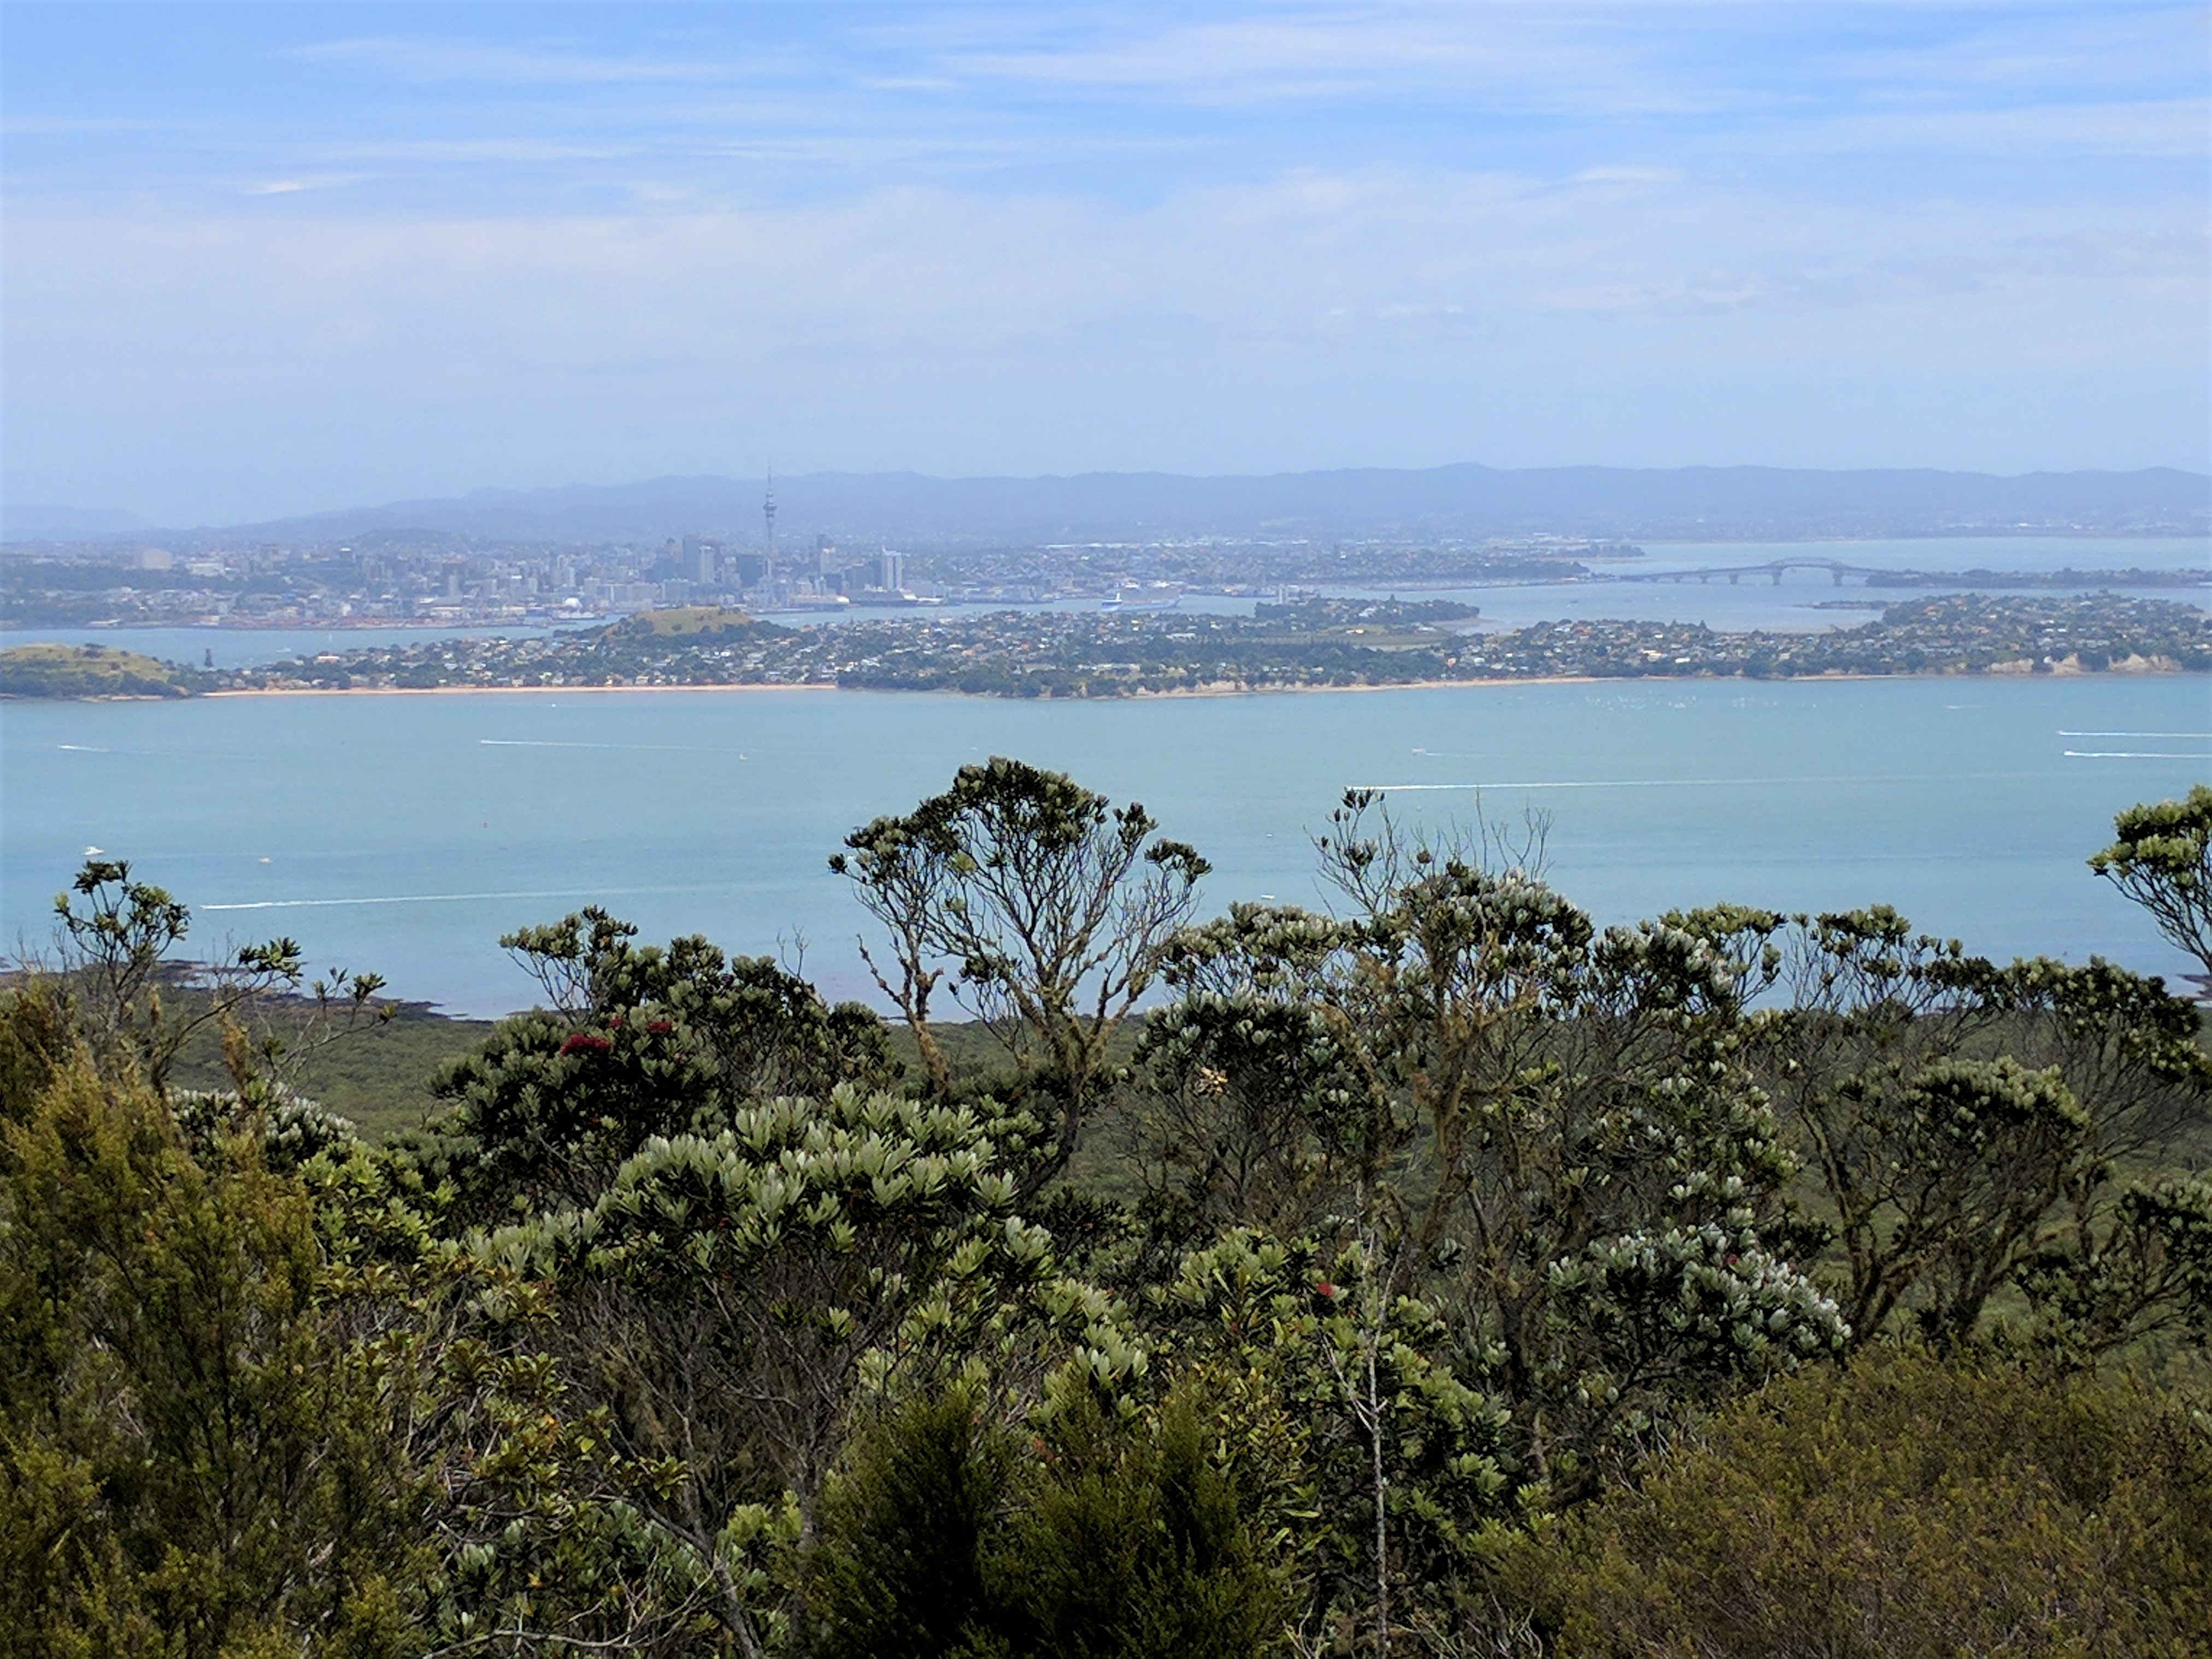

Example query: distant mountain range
[2,504,151,541]
[10,463,2209,549]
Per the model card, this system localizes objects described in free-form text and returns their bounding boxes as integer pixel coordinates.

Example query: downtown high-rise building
[761,470,777,587]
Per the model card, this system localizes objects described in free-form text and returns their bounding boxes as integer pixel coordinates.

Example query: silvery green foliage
[1142,804,1829,1533]
[499,907,897,1100]
[170,1084,360,1173]
[432,911,899,1221]
[1135,981,1366,1237]
[832,757,1210,1184]
[1549,1216,1850,1426]
[475,1084,1142,1658]
[491,1085,1141,1390]
[2089,783,2212,978]
[1163,1226,1514,1637]
[1742,904,2212,1346]
[2022,1174,2212,1361]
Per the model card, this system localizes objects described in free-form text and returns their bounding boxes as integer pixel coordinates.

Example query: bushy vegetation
[1495,1351,2210,1657]
[3,771,2207,1656]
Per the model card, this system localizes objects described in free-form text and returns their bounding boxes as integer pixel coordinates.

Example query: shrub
[1496,1350,2211,1658]
[809,1384,1282,1659]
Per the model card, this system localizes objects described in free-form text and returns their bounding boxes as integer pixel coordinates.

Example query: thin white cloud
[1828,4,2204,97]
[240,174,375,197]
[310,139,640,165]
[6,2,2204,517]
[13,166,2196,377]
[1572,166,1686,185]
[2,115,186,136]
[285,34,785,87]
[932,8,1751,115]
[919,4,2205,139]
[1791,98,2210,160]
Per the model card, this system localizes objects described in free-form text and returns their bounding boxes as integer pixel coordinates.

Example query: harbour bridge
[1614,558,1887,586]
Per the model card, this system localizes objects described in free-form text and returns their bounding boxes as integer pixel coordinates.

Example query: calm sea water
[1628,534,2211,575]
[1340,535,2212,633]
[6,674,2209,1016]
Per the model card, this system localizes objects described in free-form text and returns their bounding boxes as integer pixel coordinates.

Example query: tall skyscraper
[682,534,720,586]
[879,546,904,593]
[762,468,777,588]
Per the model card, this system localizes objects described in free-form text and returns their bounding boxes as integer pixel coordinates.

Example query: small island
[0,640,202,698]
[4,592,2207,701]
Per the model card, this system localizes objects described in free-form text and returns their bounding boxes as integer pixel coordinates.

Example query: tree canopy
[2,773,2206,1657]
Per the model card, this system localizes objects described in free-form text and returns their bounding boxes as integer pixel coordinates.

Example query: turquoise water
[6,674,2209,1015]
[1631,536,2211,575]
[1343,535,2212,633]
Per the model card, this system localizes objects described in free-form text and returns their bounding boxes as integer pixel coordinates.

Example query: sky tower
[761,466,777,587]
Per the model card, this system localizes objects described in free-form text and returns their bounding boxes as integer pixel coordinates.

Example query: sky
[3,1,2207,527]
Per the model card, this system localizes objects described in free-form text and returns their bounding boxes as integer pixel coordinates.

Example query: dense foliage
[3,772,2207,1656]
[1495,1350,2210,1657]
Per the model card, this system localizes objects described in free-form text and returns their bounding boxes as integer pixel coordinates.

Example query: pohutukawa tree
[1139,795,1850,1649]
[49,857,385,1097]
[1717,902,2212,1360]
[2091,782,2212,980]
[427,908,900,1218]
[473,1086,1137,1658]
[831,756,1209,1187]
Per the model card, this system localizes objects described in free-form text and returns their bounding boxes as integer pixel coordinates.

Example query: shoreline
[197,675,1616,699]
[150,658,2207,701]
[201,680,838,698]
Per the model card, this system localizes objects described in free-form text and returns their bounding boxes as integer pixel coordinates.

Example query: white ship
[1101,582,1182,611]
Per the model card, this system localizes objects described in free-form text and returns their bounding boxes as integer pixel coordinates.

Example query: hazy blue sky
[4,2,2207,526]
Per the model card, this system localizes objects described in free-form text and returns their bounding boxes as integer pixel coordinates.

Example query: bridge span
[1614,558,1886,586]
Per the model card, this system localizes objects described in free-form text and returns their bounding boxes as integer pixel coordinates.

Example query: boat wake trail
[201,883,722,913]
[1351,772,2035,793]
[479,739,749,755]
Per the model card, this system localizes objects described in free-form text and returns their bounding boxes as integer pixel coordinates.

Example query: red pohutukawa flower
[558,1033,614,1056]
[1314,1281,1339,1299]
[646,1019,673,1035]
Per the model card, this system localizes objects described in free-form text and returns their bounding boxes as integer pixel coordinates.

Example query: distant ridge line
[10,462,2207,549]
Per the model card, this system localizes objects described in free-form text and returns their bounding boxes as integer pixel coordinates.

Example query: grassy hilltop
[620,604,762,637]
[0,640,199,698]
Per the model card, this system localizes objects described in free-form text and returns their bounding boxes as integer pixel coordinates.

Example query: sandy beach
[181,656,2194,703]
